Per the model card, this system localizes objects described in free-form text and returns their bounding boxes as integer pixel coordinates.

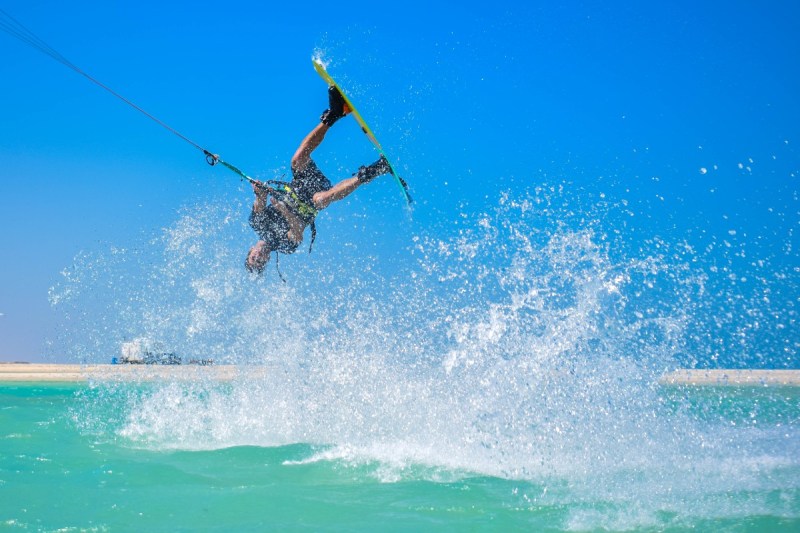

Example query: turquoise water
[17,198,798,532]
[27,184,800,531]
[2,381,798,531]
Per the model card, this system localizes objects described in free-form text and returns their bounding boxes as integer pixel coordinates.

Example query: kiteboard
[312,58,413,206]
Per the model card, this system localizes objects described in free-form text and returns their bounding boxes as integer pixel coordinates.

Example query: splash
[311,49,329,70]
[52,186,798,528]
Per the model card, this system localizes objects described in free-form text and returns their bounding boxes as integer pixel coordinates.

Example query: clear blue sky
[1,1,798,364]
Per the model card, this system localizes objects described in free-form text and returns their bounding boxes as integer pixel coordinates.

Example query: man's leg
[312,156,391,210]
[291,123,330,174]
[292,87,350,172]
[312,176,362,210]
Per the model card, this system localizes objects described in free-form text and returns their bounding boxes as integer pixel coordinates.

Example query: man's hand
[252,181,269,199]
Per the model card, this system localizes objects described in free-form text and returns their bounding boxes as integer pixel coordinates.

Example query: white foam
[55,190,799,527]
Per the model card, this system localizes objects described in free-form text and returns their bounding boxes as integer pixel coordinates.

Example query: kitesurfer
[245,86,390,274]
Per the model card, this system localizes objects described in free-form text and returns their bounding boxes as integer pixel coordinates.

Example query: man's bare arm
[271,197,305,243]
[252,182,268,212]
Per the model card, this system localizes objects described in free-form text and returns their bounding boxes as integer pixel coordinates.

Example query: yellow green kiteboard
[312,58,412,206]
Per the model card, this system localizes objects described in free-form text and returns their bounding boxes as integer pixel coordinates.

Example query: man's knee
[312,190,333,210]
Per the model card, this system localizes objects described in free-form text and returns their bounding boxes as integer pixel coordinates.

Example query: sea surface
[1,380,798,532]
[24,178,799,531]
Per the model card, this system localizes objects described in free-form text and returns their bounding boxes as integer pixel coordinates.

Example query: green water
[1,382,798,532]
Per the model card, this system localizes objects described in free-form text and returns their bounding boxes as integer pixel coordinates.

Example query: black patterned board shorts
[290,159,332,207]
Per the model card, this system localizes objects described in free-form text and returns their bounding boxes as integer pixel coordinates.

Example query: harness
[264,179,319,254]
[246,180,320,282]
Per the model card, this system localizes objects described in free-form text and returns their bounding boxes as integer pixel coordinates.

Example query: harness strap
[265,181,319,254]
[266,181,319,219]
[274,252,287,283]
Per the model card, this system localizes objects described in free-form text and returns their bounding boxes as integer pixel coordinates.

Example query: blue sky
[1,1,798,363]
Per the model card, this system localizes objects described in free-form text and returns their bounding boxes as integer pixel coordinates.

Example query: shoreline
[0,363,799,386]
[0,363,255,382]
[658,369,800,386]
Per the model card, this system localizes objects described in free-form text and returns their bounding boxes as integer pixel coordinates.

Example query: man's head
[245,240,270,274]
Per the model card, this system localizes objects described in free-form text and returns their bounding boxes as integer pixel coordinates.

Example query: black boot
[356,155,391,184]
[320,86,347,126]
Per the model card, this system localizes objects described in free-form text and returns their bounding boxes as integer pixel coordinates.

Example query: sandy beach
[0,363,798,385]
[659,369,800,386]
[0,363,248,382]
